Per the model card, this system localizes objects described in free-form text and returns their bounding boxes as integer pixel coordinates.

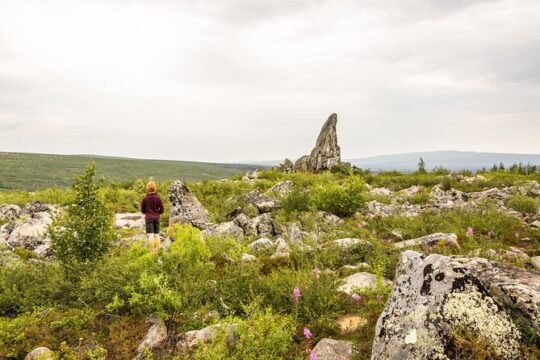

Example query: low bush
[507,195,539,214]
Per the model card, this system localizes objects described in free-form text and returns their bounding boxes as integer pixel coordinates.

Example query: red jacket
[141,192,164,221]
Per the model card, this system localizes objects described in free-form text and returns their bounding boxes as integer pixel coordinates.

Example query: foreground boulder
[168,180,211,229]
[372,250,540,359]
[312,338,353,360]
[135,315,167,359]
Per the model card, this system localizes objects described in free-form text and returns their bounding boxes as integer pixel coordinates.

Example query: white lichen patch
[442,287,522,359]
[404,328,417,344]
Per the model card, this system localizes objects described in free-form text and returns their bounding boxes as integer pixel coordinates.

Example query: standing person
[141,181,164,253]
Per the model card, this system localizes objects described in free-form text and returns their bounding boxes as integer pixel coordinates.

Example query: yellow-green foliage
[507,195,539,214]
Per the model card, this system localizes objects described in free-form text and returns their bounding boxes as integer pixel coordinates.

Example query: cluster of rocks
[279,113,347,173]
[0,202,57,258]
[363,181,540,227]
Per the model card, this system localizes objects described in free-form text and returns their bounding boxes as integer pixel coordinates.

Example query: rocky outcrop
[134,315,167,360]
[312,338,353,360]
[0,209,53,257]
[280,113,341,173]
[372,251,540,359]
[0,204,21,221]
[249,237,274,252]
[393,233,459,250]
[244,190,281,213]
[168,180,211,229]
[267,180,294,198]
[115,213,145,230]
[279,159,294,174]
[25,347,53,360]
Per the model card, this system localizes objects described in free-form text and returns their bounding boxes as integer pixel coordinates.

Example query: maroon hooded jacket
[141,192,164,221]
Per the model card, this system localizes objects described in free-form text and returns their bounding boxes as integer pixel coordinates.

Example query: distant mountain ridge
[347,151,540,172]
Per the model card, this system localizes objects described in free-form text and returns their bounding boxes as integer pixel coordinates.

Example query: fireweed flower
[310,351,318,360]
[293,287,301,304]
[351,293,361,306]
[466,227,474,237]
[314,267,320,280]
[303,327,313,340]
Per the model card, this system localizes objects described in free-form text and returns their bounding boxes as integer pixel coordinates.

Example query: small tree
[417,157,426,174]
[51,163,115,264]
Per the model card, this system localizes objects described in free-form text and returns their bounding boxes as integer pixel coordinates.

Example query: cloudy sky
[1,0,539,162]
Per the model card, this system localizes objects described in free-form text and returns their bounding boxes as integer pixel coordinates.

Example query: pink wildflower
[310,351,318,360]
[314,267,320,280]
[351,293,362,306]
[303,327,313,340]
[293,287,301,304]
[466,227,474,237]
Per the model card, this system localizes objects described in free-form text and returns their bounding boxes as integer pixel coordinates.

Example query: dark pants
[145,219,160,234]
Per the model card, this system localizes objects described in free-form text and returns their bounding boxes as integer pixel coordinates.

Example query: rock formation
[168,180,212,229]
[372,250,540,359]
[281,113,342,173]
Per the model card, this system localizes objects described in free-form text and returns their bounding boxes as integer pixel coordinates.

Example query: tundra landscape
[1,1,540,359]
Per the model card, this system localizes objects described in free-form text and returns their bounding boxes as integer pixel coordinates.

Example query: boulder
[249,213,278,237]
[370,187,393,196]
[505,246,530,261]
[249,238,274,252]
[0,204,21,221]
[332,238,372,249]
[531,256,540,271]
[176,323,237,353]
[202,221,244,239]
[135,315,167,359]
[339,272,392,295]
[312,338,353,360]
[245,190,281,213]
[25,347,53,360]
[240,253,256,262]
[293,113,341,172]
[372,251,539,359]
[318,211,344,225]
[21,201,53,216]
[288,223,304,244]
[393,233,459,250]
[267,180,294,197]
[279,159,294,173]
[168,180,211,229]
[115,212,145,230]
[2,212,53,256]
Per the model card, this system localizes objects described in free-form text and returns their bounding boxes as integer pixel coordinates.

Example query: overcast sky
[1,0,539,162]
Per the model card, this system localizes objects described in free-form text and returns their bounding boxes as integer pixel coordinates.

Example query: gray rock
[279,159,294,173]
[249,238,274,252]
[318,211,344,225]
[267,180,294,197]
[21,201,53,216]
[240,253,256,262]
[2,212,53,256]
[0,204,21,221]
[372,251,538,360]
[115,212,145,230]
[312,338,353,360]
[332,238,372,249]
[339,272,392,295]
[370,187,393,196]
[202,221,244,239]
[293,113,341,172]
[135,315,167,359]
[505,246,530,261]
[530,220,540,228]
[25,347,53,360]
[176,323,237,353]
[168,180,211,229]
[249,213,278,237]
[393,233,459,250]
[288,223,304,244]
[245,190,281,213]
[531,256,540,271]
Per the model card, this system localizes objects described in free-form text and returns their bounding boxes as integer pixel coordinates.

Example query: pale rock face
[292,113,341,172]
[332,238,372,249]
[280,158,294,173]
[2,212,53,256]
[249,237,274,252]
[339,272,392,295]
[115,212,145,230]
[168,180,211,229]
[393,233,459,250]
[370,187,393,197]
[288,223,304,244]
[372,251,539,359]
[267,180,294,197]
[135,315,167,359]
[312,338,353,360]
[176,323,237,353]
[0,204,21,221]
[240,253,256,262]
[25,347,54,360]
[531,256,540,270]
[202,221,244,239]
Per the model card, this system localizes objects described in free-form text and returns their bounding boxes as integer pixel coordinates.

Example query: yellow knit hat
[146,181,157,192]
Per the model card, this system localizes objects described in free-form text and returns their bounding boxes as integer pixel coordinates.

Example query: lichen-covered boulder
[0,204,21,221]
[372,250,540,359]
[25,347,53,360]
[1,211,53,257]
[312,338,353,360]
[267,180,294,197]
[249,237,274,252]
[168,180,211,229]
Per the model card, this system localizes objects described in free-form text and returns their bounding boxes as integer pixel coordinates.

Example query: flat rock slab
[312,338,353,360]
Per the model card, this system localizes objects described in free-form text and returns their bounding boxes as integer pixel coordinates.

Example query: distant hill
[0,152,257,191]
[347,151,540,172]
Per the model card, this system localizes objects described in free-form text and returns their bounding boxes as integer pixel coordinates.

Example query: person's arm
[158,197,164,214]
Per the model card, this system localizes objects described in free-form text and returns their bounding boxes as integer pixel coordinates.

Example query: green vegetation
[0,152,257,191]
[0,165,539,359]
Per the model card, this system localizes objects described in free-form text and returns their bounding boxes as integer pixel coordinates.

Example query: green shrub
[194,304,295,360]
[282,189,311,213]
[50,163,116,264]
[507,195,539,214]
[311,177,365,217]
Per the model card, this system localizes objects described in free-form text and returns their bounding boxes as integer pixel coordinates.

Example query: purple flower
[351,293,362,305]
[466,227,474,237]
[303,327,313,340]
[293,287,301,304]
[314,267,320,280]
[310,351,318,360]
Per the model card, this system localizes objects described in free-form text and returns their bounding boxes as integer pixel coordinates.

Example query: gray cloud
[0,0,539,161]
